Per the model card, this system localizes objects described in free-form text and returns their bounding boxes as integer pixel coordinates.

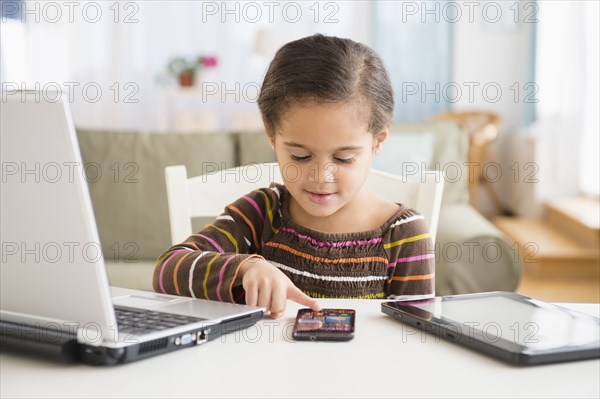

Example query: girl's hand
[240,259,321,318]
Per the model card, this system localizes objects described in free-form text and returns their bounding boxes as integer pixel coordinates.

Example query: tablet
[381,291,600,365]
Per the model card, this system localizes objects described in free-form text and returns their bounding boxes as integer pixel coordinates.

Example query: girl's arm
[153,185,321,316]
[384,210,436,300]
[152,188,274,303]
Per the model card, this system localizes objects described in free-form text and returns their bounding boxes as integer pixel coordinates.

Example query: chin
[305,208,337,219]
[299,200,342,218]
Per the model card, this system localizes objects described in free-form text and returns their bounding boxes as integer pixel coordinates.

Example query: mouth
[306,190,335,205]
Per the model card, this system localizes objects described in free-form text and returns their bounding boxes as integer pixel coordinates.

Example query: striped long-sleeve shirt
[153,183,435,302]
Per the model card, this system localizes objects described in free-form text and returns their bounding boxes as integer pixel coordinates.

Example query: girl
[153,34,435,318]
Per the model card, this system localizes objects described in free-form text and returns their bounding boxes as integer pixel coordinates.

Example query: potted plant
[168,57,199,87]
[167,55,219,87]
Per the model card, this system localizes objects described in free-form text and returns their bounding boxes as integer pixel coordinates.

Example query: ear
[372,125,389,155]
[265,129,276,150]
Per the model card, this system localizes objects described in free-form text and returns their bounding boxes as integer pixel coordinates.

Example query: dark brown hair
[257,34,394,136]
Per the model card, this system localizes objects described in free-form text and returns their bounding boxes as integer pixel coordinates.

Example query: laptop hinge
[76,324,106,347]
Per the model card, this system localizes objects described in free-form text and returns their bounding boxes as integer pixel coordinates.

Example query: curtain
[372,1,453,122]
[533,0,599,197]
[579,2,599,196]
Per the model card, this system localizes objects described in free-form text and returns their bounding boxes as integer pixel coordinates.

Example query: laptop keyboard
[114,306,205,335]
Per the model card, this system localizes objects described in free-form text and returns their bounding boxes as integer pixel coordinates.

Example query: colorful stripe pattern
[153,183,434,302]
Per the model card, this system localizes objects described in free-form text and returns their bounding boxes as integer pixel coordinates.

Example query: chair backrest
[165,162,444,245]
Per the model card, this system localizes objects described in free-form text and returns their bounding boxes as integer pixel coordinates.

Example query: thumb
[288,285,322,312]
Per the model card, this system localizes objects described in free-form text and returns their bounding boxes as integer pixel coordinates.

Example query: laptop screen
[1,94,116,336]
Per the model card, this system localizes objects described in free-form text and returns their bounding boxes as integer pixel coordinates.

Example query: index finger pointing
[288,286,322,312]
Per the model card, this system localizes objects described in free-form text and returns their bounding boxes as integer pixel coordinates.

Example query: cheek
[344,159,372,185]
[330,164,369,186]
[276,159,304,184]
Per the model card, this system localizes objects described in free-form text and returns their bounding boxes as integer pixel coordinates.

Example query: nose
[307,161,337,183]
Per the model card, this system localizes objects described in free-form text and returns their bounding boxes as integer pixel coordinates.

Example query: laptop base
[1,320,79,363]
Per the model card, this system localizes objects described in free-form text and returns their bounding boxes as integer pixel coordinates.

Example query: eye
[334,157,355,164]
[290,155,311,162]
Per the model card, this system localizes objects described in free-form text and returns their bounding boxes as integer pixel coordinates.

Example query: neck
[288,189,373,233]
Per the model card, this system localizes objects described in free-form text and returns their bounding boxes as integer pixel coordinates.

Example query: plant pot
[178,71,195,87]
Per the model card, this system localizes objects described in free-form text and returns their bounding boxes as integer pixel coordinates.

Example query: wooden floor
[516,273,600,303]
[492,197,600,304]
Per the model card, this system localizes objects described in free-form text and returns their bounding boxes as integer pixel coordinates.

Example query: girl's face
[269,101,387,226]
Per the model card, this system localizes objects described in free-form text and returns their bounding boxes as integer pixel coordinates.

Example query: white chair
[165,162,444,245]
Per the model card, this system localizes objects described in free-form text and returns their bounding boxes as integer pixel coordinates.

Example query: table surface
[1,299,599,398]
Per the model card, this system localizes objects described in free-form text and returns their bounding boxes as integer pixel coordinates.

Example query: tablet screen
[404,296,599,350]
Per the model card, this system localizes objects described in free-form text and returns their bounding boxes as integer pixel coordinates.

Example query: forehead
[278,101,371,149]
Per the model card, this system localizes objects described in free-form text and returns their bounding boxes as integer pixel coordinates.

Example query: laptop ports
[175,333,193,346]
[174,330,208,346]
[196,330,208,345]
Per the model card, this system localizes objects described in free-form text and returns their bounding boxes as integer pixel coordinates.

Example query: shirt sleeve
[383,208,435,300]
[152,187,279,303]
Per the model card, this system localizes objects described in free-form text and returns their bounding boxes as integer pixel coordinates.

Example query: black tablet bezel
[381,291,600,365]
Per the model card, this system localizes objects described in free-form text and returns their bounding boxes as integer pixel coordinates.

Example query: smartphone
[292,308,355,341]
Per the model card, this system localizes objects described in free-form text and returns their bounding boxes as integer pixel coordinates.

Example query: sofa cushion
[235,131,277,166]
[105,260,155,291]
[389,121,469,204]
[77,129,237,260]
[373,132,435,172]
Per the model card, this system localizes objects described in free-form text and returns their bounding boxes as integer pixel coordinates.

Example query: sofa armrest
[435,204,522,295]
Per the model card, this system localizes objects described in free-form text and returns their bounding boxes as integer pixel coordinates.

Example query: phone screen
[292,308,355,341]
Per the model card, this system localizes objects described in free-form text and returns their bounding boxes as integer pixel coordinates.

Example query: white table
[1,300,599,398]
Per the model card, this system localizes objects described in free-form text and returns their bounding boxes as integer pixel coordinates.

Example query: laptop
[0,92,264,365]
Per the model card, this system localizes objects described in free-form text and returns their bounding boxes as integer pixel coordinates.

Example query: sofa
[76,121,521,296]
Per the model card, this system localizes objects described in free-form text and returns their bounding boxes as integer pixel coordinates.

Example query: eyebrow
[283,141,363,151]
